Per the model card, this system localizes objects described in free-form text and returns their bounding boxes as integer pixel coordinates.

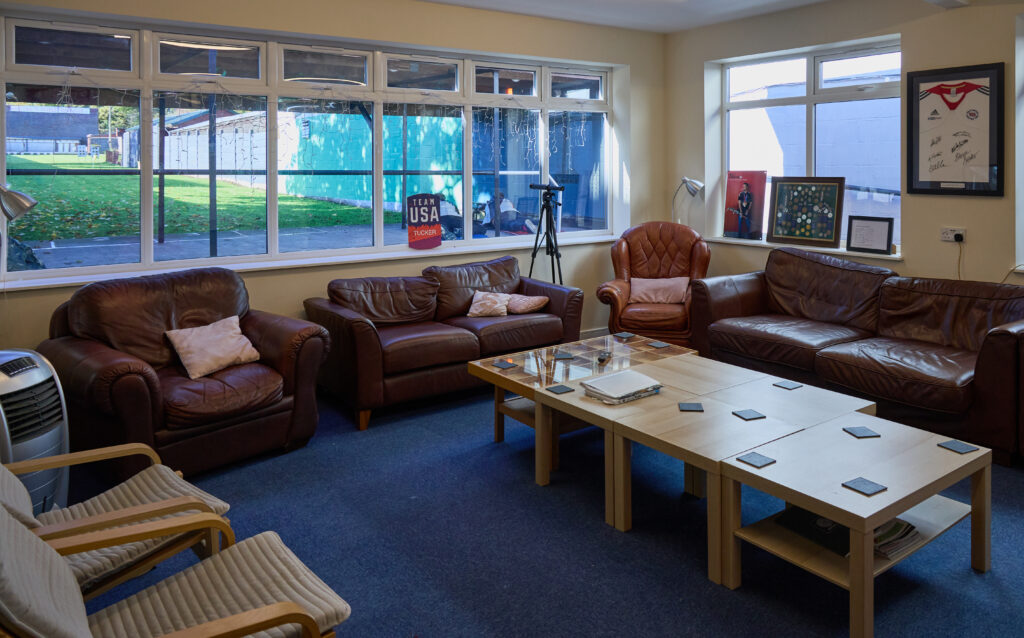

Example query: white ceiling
[418,0,833,33]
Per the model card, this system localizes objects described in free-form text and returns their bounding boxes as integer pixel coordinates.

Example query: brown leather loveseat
[37,267,330,477]
[304,255,583,429]
[691,247,1024,463]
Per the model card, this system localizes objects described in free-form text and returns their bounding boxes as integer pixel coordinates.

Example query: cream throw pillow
[165,315,260,379]
[467,291,511,317]
[629,277,690,304]
[507,294,549,314]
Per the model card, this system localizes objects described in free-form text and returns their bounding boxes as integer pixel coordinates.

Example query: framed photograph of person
[766,177,845,248]
[907,62,1004,196]
[846,215,894,255]
[723,170,767,240]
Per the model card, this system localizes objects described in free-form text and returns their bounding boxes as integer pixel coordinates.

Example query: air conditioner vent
[0,357,38,378]
[0,378,64,443]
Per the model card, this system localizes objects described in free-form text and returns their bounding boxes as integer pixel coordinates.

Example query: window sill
[704,236,903,262]
[0,232,616,292]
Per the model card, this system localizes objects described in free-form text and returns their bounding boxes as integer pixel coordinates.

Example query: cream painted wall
[668,0,1024,282]
[0,0,666,349]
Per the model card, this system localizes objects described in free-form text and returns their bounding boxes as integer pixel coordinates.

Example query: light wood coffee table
[720,411,991,638]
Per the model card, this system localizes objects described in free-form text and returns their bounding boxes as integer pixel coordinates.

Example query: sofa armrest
[36,336,162,442]
[303,297,385,410]
[520,276,584,342]
[596,279,630,332]
[972,318,1024,459]
[689,271,769,356]
[241,310,329,396]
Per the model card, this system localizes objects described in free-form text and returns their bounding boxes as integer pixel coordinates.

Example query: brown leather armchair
[596,222,710,346]
[36,267,330,477]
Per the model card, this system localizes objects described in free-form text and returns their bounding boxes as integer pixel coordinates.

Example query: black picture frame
[907,62,1004,196]
[846,215,894,255]
[766,176,845,248]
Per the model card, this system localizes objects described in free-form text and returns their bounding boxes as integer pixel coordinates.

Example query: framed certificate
[907,62,1004,196]
[846,216,894,255]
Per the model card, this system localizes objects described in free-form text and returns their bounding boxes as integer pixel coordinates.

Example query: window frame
[5,18,139,79]
[468,60,542,104]
[380,53,463,95]
[152,31,267,86]
[276,43,373,93]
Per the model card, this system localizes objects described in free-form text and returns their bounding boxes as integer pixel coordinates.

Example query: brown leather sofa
[304,255,583,429]
[596,222,711,346]
[36,267,330,477]
[691,247,1024,464]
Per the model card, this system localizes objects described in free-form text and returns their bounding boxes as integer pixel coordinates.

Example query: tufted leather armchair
[596,222,710,346]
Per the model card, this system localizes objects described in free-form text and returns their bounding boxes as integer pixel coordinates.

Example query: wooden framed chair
[0,506,350,638]
[1,443,230,600]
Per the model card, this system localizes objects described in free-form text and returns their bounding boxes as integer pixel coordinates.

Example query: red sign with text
[407,193,443,250]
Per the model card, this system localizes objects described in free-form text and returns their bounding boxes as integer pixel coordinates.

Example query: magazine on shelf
[775,506,921,559]
[581,370,662,405]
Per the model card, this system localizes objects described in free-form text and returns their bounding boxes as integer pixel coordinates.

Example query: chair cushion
[377,322,480,375]
[36,464,229,590]
[444,314,563,356]
[0,507,91,638]
[618,303,688,333]
[709,314,872,371]
[816,337,977,413]
[86,531,351,638]
[160,363,284,429]
[423,256,521,321]
[507,294,549,314]
[327,276,439,324]
[165,315,261,379]
[0,463,39,528]
[628,277,689,303]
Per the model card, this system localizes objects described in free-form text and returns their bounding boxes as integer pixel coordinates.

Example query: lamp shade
[0,185,37,221]
[681,177,705,200]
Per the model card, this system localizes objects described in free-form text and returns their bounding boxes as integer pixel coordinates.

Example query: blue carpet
[83,390,1024,636]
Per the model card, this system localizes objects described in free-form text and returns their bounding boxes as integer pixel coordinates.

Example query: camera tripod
[528,183,564,285]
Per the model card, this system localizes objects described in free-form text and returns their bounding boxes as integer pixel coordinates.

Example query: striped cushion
[87,531,351,638]
[36,464,229,590]
[0,507,91,638]
[0,463,40,528]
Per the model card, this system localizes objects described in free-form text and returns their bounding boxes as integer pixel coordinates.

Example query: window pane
[548,111,606,232]
[820,52,901,90]
[386,59,458,91]
[475,67,535,96]
[551,72,602,100]
[159,40,260,78]
[14,26,133,72]
[728,58,806,102]
[472,107,541,238]
[5,85,141,272]
[816,98,901,243]
[282,49,366,86]
[383,104,463,244]
[728,105,806,237]
[152,92,267,261]
[278,98,373,252]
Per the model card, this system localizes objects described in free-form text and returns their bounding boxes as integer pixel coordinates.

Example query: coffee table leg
[706,469,722,584]
[494,386,505,443]
[612,433,631,531]
[535,401,552,486]
[849,528,874,638]
[971,463,991,573]
[721,476,742,589]
[684,464,707,498]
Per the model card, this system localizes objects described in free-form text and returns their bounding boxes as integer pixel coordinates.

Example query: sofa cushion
[618,303,688,333]
[67,267,250,368]
[327,276,439,325]
[423,256,521,321]
[444,314,562,356]
[165,316,260,379]
[765,247,896,332]
[377,322,480,375]
[467,291,511,317]
[159,363,284,429]
[628,277,689,304]
[816,337,977,413]
[878,277,1024,351]
[507,294,549,314]
[709,314,872,371]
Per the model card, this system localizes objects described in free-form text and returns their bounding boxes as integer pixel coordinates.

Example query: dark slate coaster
[546,384,574,394]
[842,477,887,496]
[678,402,704,412]
[843,426,880,439]
[647,341,671,349]
[612,332,635,339]
[733,409,766,421]
[938,439,979,454]
[553,352,574,360]
[492,360,517,369]
[737,452,776,469]
[773,379,803,390]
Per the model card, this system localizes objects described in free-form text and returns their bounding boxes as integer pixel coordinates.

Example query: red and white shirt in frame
[917,78,991,185]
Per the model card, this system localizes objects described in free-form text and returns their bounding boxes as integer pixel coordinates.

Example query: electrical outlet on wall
[940,227,966,242]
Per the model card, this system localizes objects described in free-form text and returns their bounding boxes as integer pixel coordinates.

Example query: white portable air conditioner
[0,349,69,513]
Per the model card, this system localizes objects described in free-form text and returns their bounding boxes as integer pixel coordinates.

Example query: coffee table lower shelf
[734,495,971,589]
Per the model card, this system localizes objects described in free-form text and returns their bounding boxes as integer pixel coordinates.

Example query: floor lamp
[674,176,705,227]
[0,184,37,223]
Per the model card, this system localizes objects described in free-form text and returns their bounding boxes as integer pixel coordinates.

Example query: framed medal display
[907,62,1004,196]
[766,176,845,248]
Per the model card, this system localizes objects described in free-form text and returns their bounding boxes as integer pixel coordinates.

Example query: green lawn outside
[6,154,398,241]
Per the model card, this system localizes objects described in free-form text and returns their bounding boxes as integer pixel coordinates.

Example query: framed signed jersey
[907,62,1003,196]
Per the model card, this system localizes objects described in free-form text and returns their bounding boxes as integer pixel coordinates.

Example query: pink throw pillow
[628,277,689,304]
[467,291,511,317]
[507,294,549,314]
